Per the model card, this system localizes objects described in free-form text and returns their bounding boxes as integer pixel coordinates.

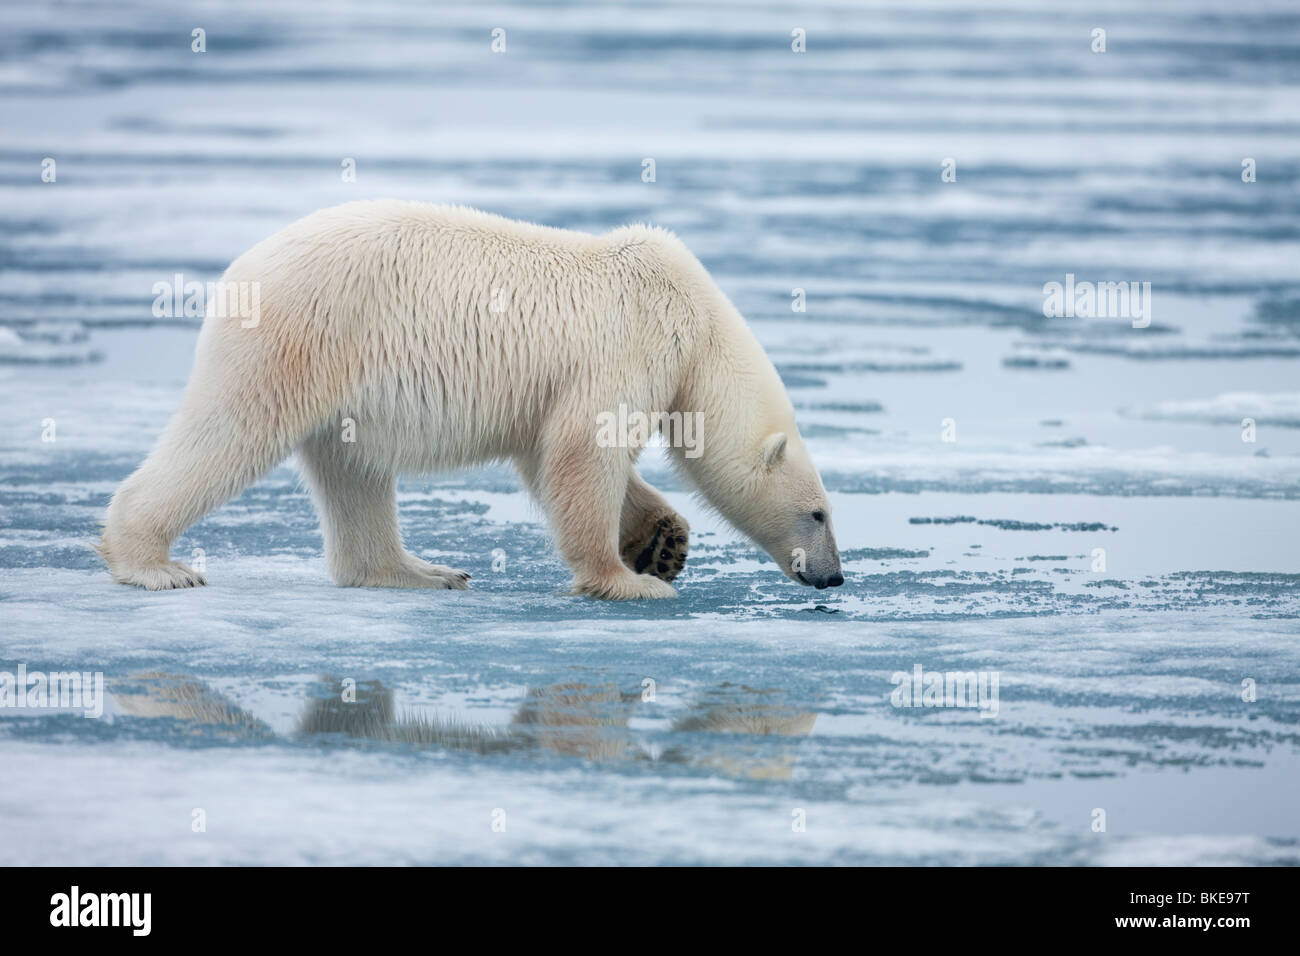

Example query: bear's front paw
[338,553,471,590]
[575,568,677,601]
[620,512,689,583]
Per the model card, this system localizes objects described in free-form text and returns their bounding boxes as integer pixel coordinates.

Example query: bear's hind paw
[111,561,207,590]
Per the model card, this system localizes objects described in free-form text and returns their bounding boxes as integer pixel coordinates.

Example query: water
[1,0,1298,865]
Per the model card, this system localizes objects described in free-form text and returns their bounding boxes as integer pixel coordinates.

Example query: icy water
[1,0,1299,865]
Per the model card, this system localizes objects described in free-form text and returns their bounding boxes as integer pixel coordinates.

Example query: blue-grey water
[1,0,1298,864]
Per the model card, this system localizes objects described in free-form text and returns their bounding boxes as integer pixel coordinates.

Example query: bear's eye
[812,510,825,523]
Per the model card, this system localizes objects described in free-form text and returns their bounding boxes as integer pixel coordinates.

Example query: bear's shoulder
[598,223,710,291]
[290,200,582,245]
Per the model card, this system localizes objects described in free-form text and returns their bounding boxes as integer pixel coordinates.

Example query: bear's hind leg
[298,437,469,590]
[100,392,295,590]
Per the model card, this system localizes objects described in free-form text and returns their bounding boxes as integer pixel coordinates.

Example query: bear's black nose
[827,573,844,587]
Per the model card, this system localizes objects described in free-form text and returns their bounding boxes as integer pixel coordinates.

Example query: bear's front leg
[535,441,677,600]
[619,471,689,583]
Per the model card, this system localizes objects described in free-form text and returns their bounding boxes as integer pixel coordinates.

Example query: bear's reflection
[113,671,273,738]
[112,673,818,780]
[665,683,819,781]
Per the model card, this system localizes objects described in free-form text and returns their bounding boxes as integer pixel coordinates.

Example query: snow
[1,0,1298,865]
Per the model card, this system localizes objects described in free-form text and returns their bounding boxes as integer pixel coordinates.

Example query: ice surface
[1,0,1298,865]
[1123,393,1300,429]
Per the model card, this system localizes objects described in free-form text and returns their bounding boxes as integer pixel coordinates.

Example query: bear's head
[659,262,844,590]
[680,421,843,590]
[741,430,844,589]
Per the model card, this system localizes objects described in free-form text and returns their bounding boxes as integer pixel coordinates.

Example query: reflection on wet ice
[109,673,817,779]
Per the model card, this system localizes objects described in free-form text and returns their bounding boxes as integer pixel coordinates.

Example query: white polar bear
[99,201,843,599]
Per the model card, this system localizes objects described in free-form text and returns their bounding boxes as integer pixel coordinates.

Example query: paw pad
[623,514,689,583]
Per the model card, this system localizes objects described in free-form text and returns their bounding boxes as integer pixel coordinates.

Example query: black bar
[6,866,1283,939]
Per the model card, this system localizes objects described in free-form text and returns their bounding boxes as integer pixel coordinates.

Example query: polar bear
[99,201,843,599]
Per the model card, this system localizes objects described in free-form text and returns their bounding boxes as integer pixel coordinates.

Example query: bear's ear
[761,432,788,470]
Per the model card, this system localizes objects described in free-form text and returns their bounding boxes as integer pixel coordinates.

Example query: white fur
[100,201,841,598]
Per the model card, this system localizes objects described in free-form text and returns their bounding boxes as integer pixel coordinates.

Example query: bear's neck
[670,305,786,495]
